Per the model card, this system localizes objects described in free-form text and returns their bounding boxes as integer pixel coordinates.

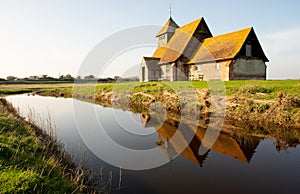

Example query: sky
[0,0,300,79]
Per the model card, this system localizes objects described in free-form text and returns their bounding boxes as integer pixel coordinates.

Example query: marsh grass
[96,167,125,194]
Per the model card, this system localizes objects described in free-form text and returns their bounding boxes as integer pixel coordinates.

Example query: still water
[6,94,300,194]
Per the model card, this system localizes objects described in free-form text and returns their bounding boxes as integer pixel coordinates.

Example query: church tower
[156,17,179,46]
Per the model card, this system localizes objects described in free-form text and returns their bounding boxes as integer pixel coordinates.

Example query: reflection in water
[141,113,261,167]
[5,94,300,194]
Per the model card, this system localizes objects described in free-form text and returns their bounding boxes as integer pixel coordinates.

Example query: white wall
[139,59,149,82]
[140,59,161,82]
[190,61,231,81]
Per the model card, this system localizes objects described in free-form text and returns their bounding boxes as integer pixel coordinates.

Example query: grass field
[222,80,300,98]
[0,80,299,99]
[0,83,75,94]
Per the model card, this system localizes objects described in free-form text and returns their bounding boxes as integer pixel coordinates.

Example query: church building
[140,17,269,82]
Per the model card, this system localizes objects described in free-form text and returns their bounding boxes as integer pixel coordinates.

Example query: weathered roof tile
[152,46,167,58]
[187,27,252,64]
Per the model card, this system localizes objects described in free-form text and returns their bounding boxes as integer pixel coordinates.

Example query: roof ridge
[156,17,180,37]
[177,17,203,29]
[176,18,203,34]
[206,27,252,40]
[143,56,161,59]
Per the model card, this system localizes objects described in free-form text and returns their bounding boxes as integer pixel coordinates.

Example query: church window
[246,44,252,57]
[215,63,220,71]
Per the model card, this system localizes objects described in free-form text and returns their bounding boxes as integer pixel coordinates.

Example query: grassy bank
[1,80,299,98]
[1,80,299,128]
[0,83,76,95]
[8,80,296,98]
[0,98,97,193]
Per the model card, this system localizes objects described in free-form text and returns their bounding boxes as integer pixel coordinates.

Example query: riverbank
[39,80,300,129]
[0,98,100,193]
[1,80,299,129]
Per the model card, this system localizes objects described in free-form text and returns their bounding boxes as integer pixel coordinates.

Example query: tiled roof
[152,46,167,58]
[156,122,206,166]
[158,18,203,64]
[195,127,251,162]
[187,27,252,64]
[156,17,179,37]
[147,18,268,66]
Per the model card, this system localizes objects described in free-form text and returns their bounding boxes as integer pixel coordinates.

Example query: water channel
[6,94,300,194]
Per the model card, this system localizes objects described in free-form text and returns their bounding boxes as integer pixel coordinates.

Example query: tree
[65,74,73,79]
[29,76,39,80]
[6,76,17,81]
[84,75,95,80]
[113,76,120,81]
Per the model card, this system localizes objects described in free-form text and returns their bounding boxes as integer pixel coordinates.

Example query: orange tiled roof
[194,127,251,162]
[156,17,179,37]
[152,46,167,58]
[158,18,203,64]
[187,27,252,64]
[156,123,204,165]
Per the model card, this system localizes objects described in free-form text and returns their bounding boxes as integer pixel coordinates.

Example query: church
[139,17,269,82]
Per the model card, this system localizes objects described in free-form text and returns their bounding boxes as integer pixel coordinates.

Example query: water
[6,94,300,194]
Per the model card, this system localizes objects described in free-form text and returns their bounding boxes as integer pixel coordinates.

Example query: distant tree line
[0,74,139,83]
[3,74,75,82]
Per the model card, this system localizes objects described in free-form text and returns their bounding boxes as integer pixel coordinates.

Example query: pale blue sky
[0,0,299,79]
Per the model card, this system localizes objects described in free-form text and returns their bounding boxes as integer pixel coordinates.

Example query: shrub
[241,85,273,94]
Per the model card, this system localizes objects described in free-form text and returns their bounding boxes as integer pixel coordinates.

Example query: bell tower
[156,17,179,46]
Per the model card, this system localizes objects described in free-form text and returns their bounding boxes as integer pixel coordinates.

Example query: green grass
[0,89,33,95]
[223,80,300,98]
[0,101,79,193]
[1,80,299,100]
[134,80,299,99]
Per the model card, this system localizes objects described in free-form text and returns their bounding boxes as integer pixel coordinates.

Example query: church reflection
[140,113,261,166]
